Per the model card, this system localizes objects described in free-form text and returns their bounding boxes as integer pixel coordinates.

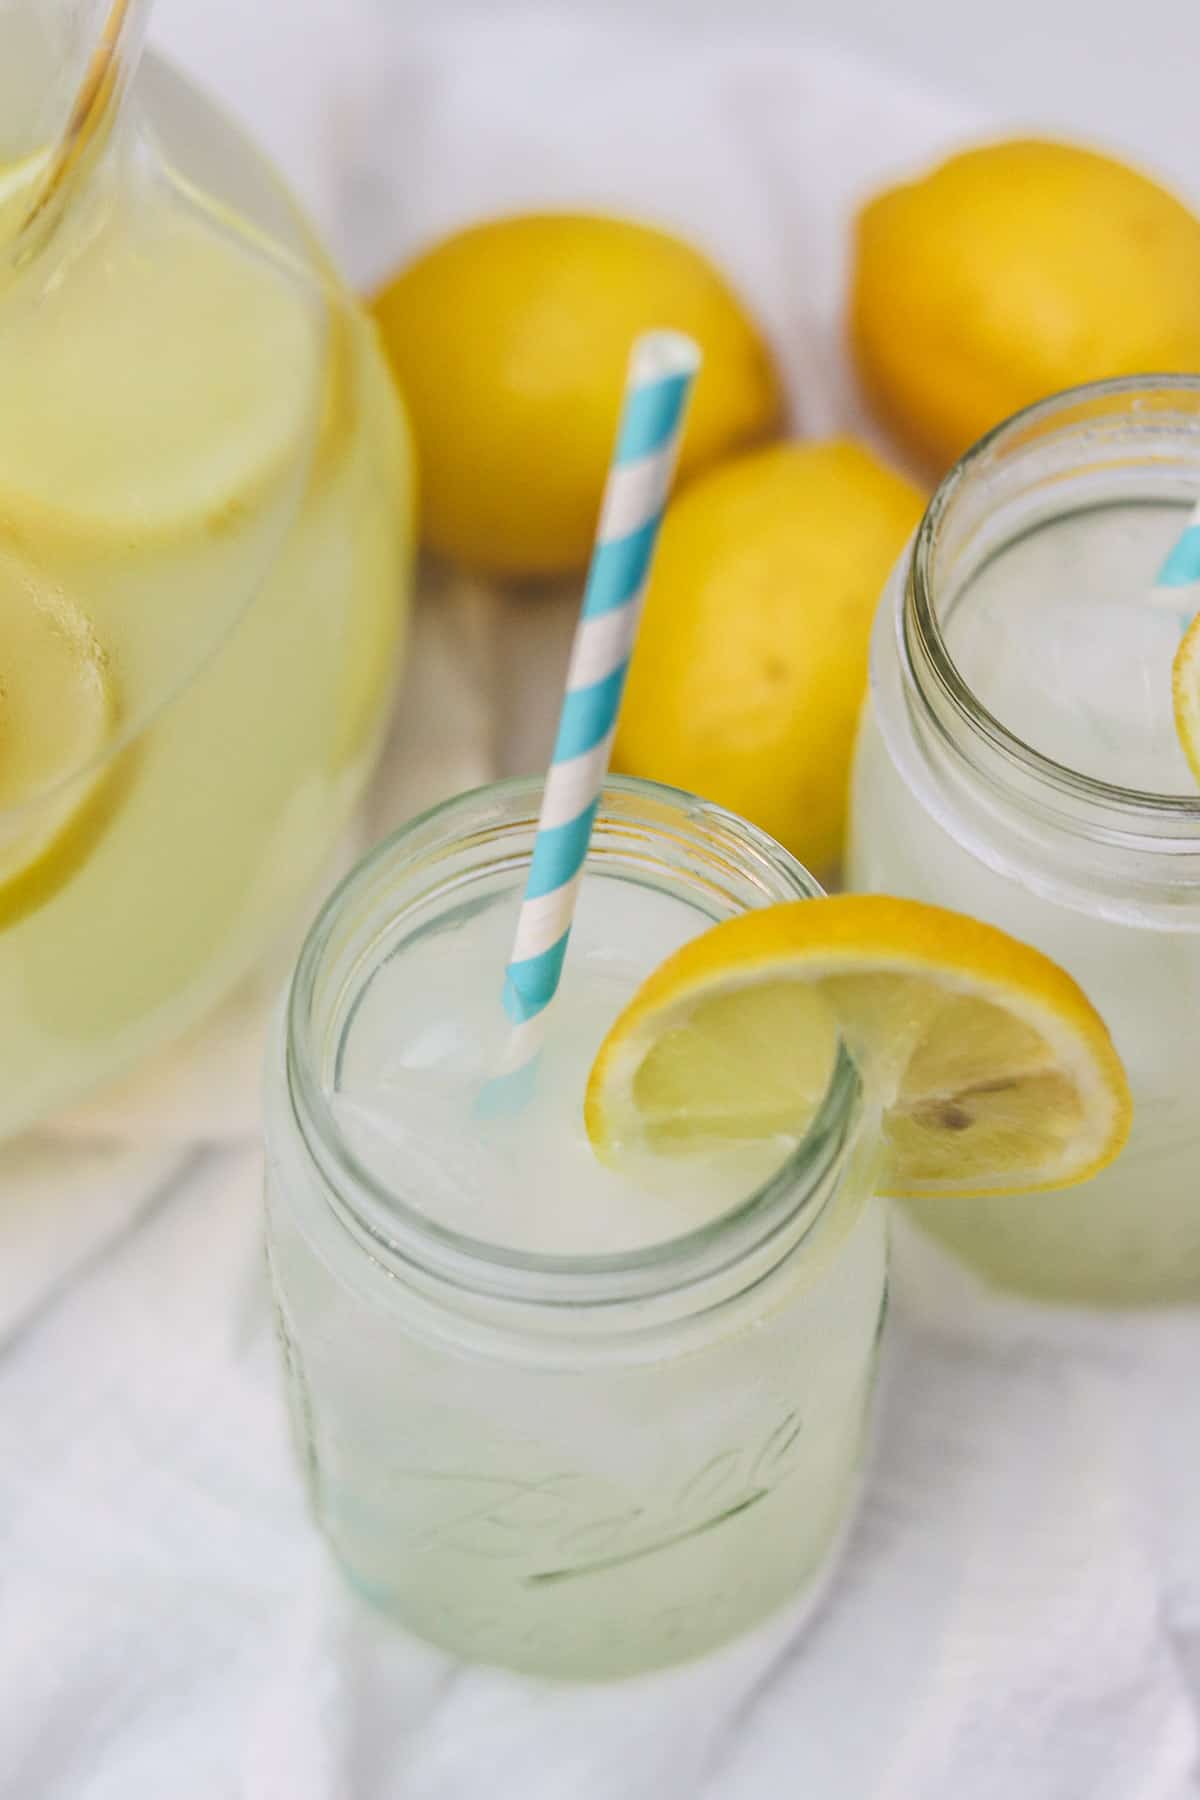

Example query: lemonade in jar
[266,781,888,1678]
[850,378,1200,1304]
[0,0,413,1133]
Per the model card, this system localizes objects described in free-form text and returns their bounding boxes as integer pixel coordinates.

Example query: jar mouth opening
[907,373,1200,838]
[284,775,863,1304]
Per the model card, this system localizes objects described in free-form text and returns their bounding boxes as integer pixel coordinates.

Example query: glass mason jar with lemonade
[850,377,1200,1305]
[265,780,890,1680]
[0,0,412,1134]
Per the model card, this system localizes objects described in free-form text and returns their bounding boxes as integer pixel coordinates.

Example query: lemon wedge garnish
[1173,608,1200,786]
[0,550,116,924]
[584,895,1131,1199]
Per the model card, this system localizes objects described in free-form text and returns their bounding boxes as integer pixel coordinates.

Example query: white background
[152,0,1200,205]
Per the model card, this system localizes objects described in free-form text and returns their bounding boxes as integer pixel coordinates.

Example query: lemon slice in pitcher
[1173,608,1200,785]
[0,552,116,924]
[585,896,1131,1198]
[0,182,321,543]
[0,149,48,244]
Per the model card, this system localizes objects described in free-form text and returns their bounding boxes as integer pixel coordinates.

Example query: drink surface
[333,876,793,1255]
[945,500,1194,791]
[0,133,410,1131]
[851,495,1200,1303]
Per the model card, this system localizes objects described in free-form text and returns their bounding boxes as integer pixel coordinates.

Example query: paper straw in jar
[496,329,701,1083]
[1148,498,1200,628]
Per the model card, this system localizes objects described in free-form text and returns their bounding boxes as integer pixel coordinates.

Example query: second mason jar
[850,377,1200,1305]
[265,778,886,1680]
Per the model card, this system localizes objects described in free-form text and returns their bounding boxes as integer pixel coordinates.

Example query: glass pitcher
[0,0,414,1134]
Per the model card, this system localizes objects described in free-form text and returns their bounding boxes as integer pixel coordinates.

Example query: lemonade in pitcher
[0,1,412,1133]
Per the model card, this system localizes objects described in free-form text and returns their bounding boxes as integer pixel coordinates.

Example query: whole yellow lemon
[851,139,1200,471]
[371,214,782,578]
[614,439,925,877]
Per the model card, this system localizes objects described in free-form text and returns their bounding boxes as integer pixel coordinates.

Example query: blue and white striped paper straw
[498,330,700,1078]
[1149,499,1200,629]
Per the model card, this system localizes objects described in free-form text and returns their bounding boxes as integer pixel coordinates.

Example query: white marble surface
[6,8,1200,1796]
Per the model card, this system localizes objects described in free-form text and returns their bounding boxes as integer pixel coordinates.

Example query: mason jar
[264,778,887,1680]
[850,377,1200,1306]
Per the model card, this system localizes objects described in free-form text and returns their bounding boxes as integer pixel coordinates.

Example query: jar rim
[907,373,1200,840]
[283,775,864,1307]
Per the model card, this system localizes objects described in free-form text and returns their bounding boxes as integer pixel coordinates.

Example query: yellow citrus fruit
[613,438,925,877]
[1173,606,1200,785]
[0,548,117,927]
[585,894,1131,1199]
[370,213,783,577]
[851,139,1200,472]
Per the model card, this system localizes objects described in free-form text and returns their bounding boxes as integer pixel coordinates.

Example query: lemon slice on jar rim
[584,894,1131,1199]
[1173,608,1200,786]
[0,551,117,926]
